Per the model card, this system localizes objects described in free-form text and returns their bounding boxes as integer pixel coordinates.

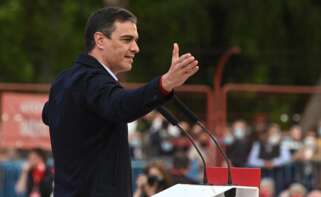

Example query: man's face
[101,21,139,74]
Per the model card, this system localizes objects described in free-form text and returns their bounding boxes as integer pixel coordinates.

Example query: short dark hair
[84,7,137,52]
[30,147,47,163]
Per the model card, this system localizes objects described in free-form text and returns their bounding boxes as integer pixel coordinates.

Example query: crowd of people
[128,111,321,196]
[1,111,321,196]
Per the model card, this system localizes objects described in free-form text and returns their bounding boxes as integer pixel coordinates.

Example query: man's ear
[93,32,106,50]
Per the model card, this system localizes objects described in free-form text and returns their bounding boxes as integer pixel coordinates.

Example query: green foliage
[129,0,211,82]
[224,0,321,86]
[1,0,320,84]
[0,0,320,123]
[0,0,101,82]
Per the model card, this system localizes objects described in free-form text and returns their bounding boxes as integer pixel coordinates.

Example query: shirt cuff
[159,76,171,95]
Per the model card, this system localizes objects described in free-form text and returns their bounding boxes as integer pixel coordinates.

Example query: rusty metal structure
[1,48,321,165]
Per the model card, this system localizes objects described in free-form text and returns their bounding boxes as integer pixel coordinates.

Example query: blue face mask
[161,141,173,152]
[234,127,245,140]
[224,134,234,145]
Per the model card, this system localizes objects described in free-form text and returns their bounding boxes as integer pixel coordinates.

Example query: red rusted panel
[0,93,50,150]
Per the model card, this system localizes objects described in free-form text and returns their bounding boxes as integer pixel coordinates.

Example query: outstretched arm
[86,43,199,123]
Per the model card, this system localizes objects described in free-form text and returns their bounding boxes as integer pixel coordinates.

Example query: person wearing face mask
[247,123,291,169]
[226,120,253,167]
[303,135,317,160]
[223,129,234,146]
[301,131,321,190]
[148,113,165,157]
[283,126,304,160]
[133,161,172,197]
[247,124,291,194]
[186,131,213,182]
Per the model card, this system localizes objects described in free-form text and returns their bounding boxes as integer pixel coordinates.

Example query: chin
[119,64,132,73]
[124,64,132,71]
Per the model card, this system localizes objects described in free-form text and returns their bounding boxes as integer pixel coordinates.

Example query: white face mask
[268,134,281,145]
[152,117,162,130]
[304,136,316,148]
[234,127,245,139]
[130,138,142,147]
[168,125,180,137]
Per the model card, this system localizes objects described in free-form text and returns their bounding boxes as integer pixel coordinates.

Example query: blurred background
[0,0,321,197]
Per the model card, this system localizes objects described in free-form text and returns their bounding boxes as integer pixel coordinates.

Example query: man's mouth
[125,55,134,62]
[125,55,134,59]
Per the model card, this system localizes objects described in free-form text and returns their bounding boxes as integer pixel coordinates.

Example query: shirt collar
[98,61,118,81]
[75,54,118,81]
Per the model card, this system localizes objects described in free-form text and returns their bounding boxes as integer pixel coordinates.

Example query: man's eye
[122,38,132,43]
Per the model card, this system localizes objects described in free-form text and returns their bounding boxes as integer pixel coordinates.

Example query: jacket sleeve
[85,72,172,123]
[247,142,265,167]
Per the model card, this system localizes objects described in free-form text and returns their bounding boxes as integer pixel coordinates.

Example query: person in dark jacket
[42,6,199,197]
[226,120,253,167]
[247,124,291,168]
[171,151,198,185]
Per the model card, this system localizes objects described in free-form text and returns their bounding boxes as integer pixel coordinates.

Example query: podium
[206,167,261,188]
[152,184,258,197]
[152,167,261,197]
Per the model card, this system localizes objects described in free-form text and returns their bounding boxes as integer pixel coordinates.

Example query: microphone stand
[172,95,233,185]
[158,105,236,197]
[157,107,208,184]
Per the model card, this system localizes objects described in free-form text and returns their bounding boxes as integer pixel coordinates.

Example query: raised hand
[161,43,199,92]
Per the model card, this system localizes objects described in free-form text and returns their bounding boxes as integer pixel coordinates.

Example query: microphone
[156,106,208,184]
[172,95,233,185]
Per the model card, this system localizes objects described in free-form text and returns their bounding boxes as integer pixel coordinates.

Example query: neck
[88,49,116,74]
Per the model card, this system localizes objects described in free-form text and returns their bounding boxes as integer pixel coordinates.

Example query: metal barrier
[260,161,321,194]
[0,160,148,197]
[1,160,320,196]
[131,160,147,192]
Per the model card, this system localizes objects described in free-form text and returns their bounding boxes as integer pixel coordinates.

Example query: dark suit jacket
[42,54,172,197]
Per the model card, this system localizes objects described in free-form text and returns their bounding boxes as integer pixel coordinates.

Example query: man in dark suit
[42,7,199,197]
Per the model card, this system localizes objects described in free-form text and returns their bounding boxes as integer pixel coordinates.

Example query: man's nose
[130,41,140,53]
